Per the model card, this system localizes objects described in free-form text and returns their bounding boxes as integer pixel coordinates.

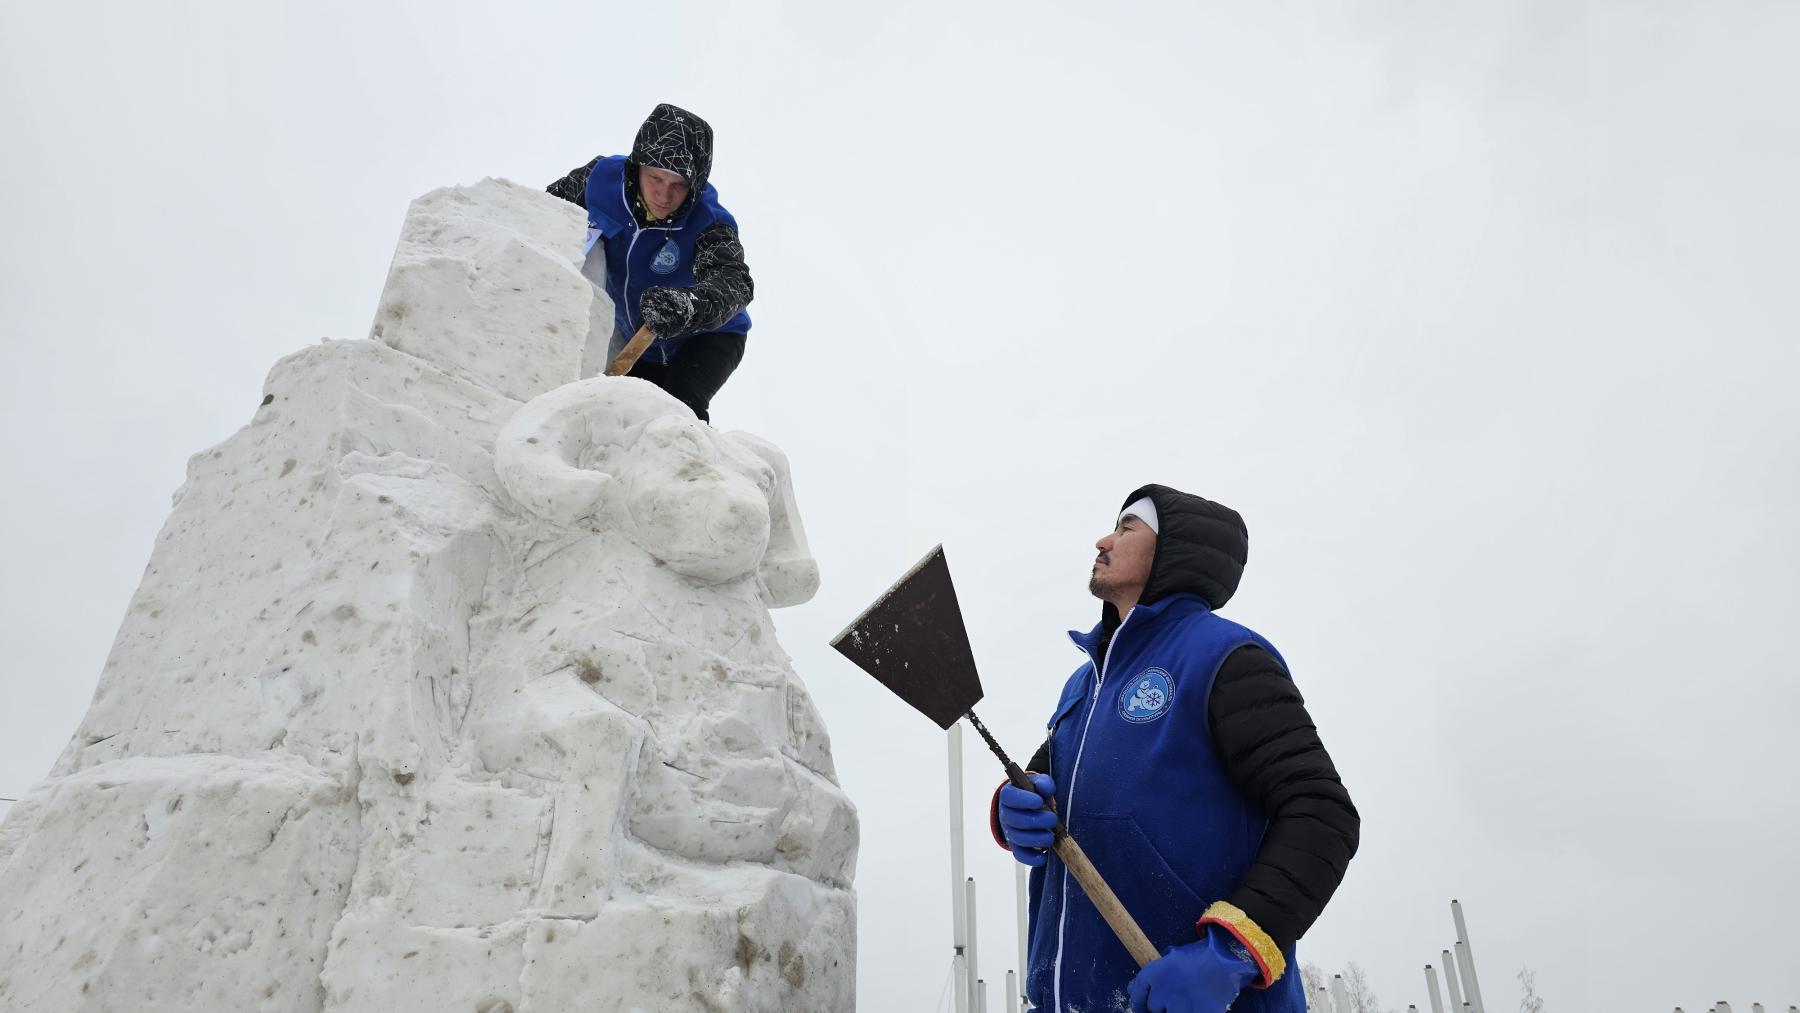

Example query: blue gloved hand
[1127,926,1261,1013]
[996,772,1057,867]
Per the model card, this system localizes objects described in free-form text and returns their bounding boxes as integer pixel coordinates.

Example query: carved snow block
[0,755,355,1012]
[370,177,595,402]
[0,178,855,1013]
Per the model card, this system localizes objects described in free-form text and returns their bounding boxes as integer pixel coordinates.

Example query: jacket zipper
[618,175,638,335]
[1052,609,1131,1012]
[623,228,643,334]
[616,173,679,364]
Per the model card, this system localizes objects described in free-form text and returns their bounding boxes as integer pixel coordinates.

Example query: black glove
[639,286,699,337]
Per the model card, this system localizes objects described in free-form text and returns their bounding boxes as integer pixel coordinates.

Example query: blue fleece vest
[581,155,751,365]
[1025,593,1305,1013]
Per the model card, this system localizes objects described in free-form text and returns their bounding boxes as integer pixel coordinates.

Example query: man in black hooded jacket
[991,485,1359,1013]
[547,103,753,422]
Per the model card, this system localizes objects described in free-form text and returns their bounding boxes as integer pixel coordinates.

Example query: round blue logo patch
[650,238,681,275]
[1120,668,1173,723]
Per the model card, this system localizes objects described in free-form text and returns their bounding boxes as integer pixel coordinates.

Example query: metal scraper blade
[830,544,985,729]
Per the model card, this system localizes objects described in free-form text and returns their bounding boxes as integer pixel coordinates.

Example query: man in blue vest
[547,103,752,422]
[991,485,1360,1012]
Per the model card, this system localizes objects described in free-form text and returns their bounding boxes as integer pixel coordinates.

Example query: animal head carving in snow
[494,377,818,605]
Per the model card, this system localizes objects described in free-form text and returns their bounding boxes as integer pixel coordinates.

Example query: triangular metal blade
[830,545,984,729]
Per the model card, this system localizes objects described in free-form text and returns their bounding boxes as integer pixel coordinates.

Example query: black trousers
[627,331,747,423]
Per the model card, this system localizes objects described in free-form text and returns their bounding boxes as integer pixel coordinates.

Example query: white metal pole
[967,876,982,1013]
[1424,964,1446,1013]
[1006,970,1019,1013]
[1316,984,1332,1013]
[1441,950,1465,1012]
[1331,974,1352,1013]
[1015,861,1030,1006]
[1451,901,1487,1013]
[949,725,969,1013]
[1752,1004,1765,1013]
[1454,941,1482,1013]
[1718,1004,1734,1013]
[976,978,987,1013]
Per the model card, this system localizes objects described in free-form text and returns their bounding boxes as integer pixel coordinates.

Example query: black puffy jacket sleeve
[1207,645,1359,954]
[546,157,601,208]
[681,222,754,333]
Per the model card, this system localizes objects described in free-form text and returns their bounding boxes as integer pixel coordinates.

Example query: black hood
[1125,483,1249,610]
[627,103,714,219]
[1088,484,1248,666]
[1098,483,1249,634]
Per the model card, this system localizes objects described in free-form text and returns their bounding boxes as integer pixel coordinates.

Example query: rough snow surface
[369,177,605,402]
[0,178,856,1012]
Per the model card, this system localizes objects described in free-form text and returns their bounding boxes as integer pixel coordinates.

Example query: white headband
[1119,497,1160,534]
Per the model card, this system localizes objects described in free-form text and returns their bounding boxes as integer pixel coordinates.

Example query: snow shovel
[830,545,1161,968]
[605,325,657,376]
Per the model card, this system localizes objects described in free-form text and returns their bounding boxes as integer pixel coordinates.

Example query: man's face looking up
[638,165,691,220]
[1089,513,1156,611]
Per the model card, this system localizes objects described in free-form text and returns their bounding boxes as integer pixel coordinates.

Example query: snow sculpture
[0,178,856,1013]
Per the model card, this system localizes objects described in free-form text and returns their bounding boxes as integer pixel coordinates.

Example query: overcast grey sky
[4,3,1797,1010]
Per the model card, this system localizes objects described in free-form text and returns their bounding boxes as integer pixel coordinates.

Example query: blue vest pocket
[1071,813,1204,953]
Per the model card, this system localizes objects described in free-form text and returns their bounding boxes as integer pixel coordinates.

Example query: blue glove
[996,773,1057,867]
[1127,926,1261,1013]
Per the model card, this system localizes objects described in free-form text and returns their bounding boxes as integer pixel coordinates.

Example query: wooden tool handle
[982,713,1158,967]
[604,325,657,377]
[1002,754,1159,967]
[1052,830,1161,968]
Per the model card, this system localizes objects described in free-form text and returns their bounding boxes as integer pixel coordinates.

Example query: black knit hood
[1126,483,1249,610]
[1096,484,1249,648]
[626,103,714,220]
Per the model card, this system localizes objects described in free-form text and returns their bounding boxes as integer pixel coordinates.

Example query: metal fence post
[949,725,969,1013]
[1015,862,1030,1010]
[1454,941,1482,1013]
[1451,901,1487,1013]
[1441,950,1465,1012]
[1424,964,1446,1013]
[966,876,981,1013]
